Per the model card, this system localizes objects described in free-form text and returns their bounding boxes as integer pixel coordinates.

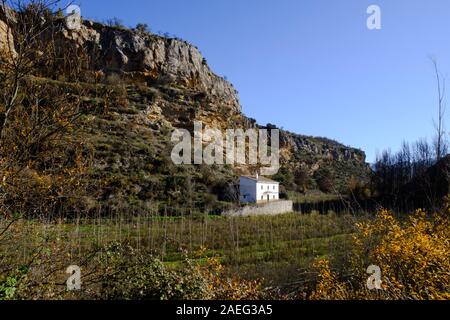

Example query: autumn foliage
[310,203,450,300]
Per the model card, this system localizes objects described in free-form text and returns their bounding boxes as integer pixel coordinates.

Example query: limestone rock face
[0,5,16,58]
[0,10,370,196]
[0,19,15,59]
[280,131,366,163]
[52,21,368,188]
[60,20,241,113]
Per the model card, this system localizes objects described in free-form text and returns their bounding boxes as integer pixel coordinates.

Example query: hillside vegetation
[0,2,370,218]
[0,1,448,301]
[1,204,448,300]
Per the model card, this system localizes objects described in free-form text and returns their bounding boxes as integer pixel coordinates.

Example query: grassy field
[2,212,363,290]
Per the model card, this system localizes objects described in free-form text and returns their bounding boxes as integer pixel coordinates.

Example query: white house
[239,175,280,203]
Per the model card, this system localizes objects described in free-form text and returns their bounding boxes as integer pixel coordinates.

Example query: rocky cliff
[0,11,370,213]
[60,20,241,114]
[59,19,366,161]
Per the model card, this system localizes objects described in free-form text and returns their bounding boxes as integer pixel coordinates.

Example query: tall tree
[430,58,448,161]
[0,0,92,218]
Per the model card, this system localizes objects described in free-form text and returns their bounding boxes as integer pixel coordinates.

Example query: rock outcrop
[280,131,366,162]
[0,11,15,58]
[0,9,371,211]
[59,20,241,114]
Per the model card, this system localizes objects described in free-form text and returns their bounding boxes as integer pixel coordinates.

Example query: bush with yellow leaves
[199,256,263,300]
[310,202,450,300]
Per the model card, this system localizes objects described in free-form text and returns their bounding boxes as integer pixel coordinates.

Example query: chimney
[256,172,259,180]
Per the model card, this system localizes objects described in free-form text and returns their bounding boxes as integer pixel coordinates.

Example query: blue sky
[74,0,450,162]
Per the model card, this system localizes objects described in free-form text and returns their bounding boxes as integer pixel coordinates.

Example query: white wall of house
[240,176,279,203]
[256,182,279,203]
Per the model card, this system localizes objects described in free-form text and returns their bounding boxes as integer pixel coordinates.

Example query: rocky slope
[0,11,370,214]
[60,19,241,114]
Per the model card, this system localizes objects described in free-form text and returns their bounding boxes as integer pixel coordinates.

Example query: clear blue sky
[75,0,450,163]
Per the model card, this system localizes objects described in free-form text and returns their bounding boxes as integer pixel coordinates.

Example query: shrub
[99,243,208,300]
[309,259,351,300]
[347,176,371,200]
[106,17,126,29]
[200,256,263,300]
[294,168,310,193]
[135,23,151,34]
[95,244,264,300]
[309,202,450,300]
[314,167,335,193]
[273,167,295,190]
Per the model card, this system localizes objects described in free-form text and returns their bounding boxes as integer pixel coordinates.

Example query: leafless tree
[0,0,63,137]
[0,0,92,219]
[430,57,448,161]
[412,138,433,176]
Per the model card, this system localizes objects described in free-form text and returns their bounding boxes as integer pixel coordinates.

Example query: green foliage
[99,243,209,300]
[273,167,295,190]
[0,213,357,299]
[294,168,311,193]
[3,207,447,300]
[0,276,19,300]
[314,167,335,193]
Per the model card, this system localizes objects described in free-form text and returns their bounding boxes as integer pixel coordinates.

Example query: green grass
[1,212,363,288]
